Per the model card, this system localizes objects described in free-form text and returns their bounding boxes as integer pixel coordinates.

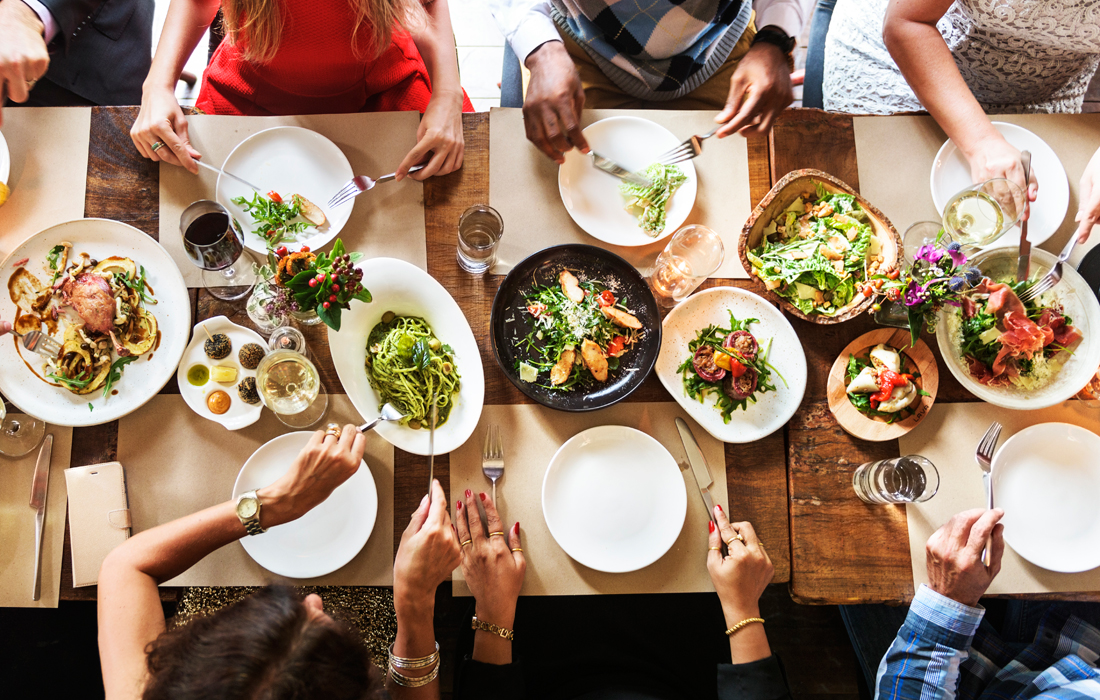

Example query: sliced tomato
[597,290,616,307]
[714,349,748,377]
[606,335,625,356]
[527,303,547,317]
[268,191,283,203]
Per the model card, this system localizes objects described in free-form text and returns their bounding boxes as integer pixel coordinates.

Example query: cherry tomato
[606,336,625,356]
[301,245,310,253]
[597,290,616,307]
[267,191,283,203]
[527,303,546,317]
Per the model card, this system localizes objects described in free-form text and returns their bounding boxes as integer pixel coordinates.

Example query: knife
[1016,150,1033,282]
[196,159,265,194]
[29,433,53,601]
[675,418,716,522]
[427,400,437,502]
[590,151,654,188]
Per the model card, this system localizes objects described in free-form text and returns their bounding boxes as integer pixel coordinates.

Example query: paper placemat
[450,403,729,596]
[900,401,1100,595]
[118,394,394,587]
[159,113,427,287]
[0,421,73,608]
[0,108,90,259]
[489,108,751,278]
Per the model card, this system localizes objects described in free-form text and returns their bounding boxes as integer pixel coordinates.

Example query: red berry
[329,294,337,302]
[331,284,339,292]
[308,279,317,288]
[316,273,325,282]
[301,246,310,252]
[323,301,330,309]
[276,246,288,256]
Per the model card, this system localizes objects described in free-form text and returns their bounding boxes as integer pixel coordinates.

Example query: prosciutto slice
[1038,308,1083,351]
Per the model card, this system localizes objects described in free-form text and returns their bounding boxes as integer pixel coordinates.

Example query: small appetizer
[845,344,927,421]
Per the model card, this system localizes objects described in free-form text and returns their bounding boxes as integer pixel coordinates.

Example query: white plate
[0,130,9,183]
[217,127,353,255]
[542,425,686,573]
[655,287,808,443]
[930,122,1069,250]
[175,316,266,430]
[992,423,1100,573]
[937,248,1100,410]
[558,117,697,247]
[328,257,484,455]
[232,432,378,578]
[0,219,190,426]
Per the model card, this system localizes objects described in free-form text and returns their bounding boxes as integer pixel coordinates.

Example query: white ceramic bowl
[175,316,266,430]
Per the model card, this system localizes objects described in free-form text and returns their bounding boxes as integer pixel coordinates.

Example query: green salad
[619,163,687,237]
[747,184,876,316]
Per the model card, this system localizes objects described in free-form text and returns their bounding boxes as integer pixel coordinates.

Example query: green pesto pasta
[365,315,461,428]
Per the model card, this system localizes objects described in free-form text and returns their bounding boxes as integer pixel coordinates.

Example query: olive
[382,311,396,324]
[408,419,422,430]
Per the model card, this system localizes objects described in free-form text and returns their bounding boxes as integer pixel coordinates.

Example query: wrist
[6,1,44,34]
[959,126,1007,163]
[394,589,436,621]
[524,40,566,70]
[721,603,761,626]
[254,484,297,528]
[474,605,516,630]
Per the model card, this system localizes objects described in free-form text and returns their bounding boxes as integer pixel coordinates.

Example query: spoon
[357,403,408,433]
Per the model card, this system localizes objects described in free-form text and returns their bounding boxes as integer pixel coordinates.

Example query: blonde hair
[221,0,429,64]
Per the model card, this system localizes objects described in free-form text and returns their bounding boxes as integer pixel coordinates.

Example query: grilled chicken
[580,339,608,382]
[60,273,115,334]
[601,305,642,329]
[559,270,584,303]
[550,348,575,386]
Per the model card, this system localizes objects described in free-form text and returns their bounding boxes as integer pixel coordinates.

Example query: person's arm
[98,427,367,700]
[1075,147,1100,243]
[0,0,49,126]
[129,0,219,172]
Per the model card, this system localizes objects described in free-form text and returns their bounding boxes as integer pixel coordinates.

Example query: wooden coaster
[826,328,939,442]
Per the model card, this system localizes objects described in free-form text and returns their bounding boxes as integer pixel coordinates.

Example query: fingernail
[479,492,487,501]
[514,522,520,534]
[709,521,715,533]
[456,500,462,510]
[716,504,723,512]
[465,489,472,499]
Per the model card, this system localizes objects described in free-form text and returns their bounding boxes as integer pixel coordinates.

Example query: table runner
[489,108,751,279]
[899,401,1100,595]
[450,403,729,596]
[118,394,395,587]
[0,108,90,259]
[158,112,427,287]
[0,421,72,608]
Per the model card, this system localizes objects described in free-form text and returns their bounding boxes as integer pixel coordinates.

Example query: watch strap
[751,25,796,54]
[237,490,266,536]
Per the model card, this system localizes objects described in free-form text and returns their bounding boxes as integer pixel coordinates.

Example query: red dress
[197,0,473,115]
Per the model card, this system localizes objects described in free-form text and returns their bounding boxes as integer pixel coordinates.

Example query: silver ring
[151,141,164,152]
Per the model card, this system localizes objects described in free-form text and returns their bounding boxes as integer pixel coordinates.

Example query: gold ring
[323,423,342,439]
[708,546,722,551]
[511,547,523,553]
[460,539,472,547]
[488,531,506,538]
[757,542,765,548]
[150,141,164,152]
[725,534,744,547]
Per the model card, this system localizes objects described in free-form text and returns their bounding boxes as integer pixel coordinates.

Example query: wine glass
[941,179,1025,248]
[0,400,46,458]
[180,200,257,301]
[903,221,953,265]
[255,350,329,428]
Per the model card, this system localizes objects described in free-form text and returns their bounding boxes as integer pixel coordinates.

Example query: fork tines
[655,140,698,166]
[328,181,361,209]
[977,421,1002,460]
[1019,276,1055,303]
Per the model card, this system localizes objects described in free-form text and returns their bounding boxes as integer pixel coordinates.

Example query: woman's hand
[393,480,462,613]
[965,133,1039,219]
[1075,147,1100,243]
[257,425,366,527]
[130,84,202,172]
[455,490,524,626]
[707,505,773,622]
[396,90,465,182]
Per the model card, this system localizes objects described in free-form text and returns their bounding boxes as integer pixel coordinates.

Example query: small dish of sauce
[187,364,210,387]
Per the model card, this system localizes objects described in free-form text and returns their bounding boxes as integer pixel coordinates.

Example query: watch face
[237,497,258,519]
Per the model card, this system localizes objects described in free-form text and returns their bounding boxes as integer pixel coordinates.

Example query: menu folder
[64,462,131,587]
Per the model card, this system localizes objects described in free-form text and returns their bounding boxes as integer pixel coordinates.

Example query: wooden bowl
[826,328,939,442]
[739,169,902,324]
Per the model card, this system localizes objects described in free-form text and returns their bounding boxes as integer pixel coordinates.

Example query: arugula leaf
[47,372,93,389]
[102,356,138,397]
[46,244,66,283]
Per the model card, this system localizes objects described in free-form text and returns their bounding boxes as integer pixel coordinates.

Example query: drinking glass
[180,200,257,301]
[941,179,1025,247]
[0,401,46,458]
[646,225,724,307]
[267,326,309,358]
[256,350,328,428]
[852,454,939,504]
[457,204,503,274]
[903,221,953,265]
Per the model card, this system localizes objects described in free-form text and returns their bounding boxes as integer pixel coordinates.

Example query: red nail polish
[717,504,723,512]
[709,521,715,533]
[479,492,487,501]
[465,489,472,499]
[514,522,520,534]
[456,501,462,510]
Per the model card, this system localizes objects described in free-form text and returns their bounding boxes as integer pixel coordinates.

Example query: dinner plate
[328,257,484,455]
[175,316,266,430]
[233,432,378,578]
[655,287,807,443]
[0,129,9,183]
[930,122,1069,250]
[0,219,190,426]
[558,116,697,247]
[490,244,661,412]
[992,423,1100,573]
[217,127,353,255]
[542,425,686,573]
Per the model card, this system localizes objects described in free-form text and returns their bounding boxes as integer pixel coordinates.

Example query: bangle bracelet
[388,641,440,670]
[725,617,765,637]
[471,613,515,641]
[389,662,440,688]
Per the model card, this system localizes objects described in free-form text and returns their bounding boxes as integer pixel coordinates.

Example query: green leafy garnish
[102,356,138,397]
[231,192,315,249]
[46,244,65,284]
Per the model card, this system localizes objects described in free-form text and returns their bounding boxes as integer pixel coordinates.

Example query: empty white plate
[233,432,378,578]
[930,122,1069,250]
[558,116,697,247]
[542,425,686,573]
[992,423,1100,573]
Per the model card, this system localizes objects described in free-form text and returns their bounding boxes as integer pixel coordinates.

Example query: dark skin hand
[715,41,793,138]
[522,41,589,164]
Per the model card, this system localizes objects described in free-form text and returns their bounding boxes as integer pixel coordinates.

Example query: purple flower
[947,247,967,267]
[915,244,943,264]
[903,281,927,307]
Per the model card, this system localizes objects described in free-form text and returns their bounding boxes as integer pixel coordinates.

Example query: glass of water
[457,204,503,274]
[852,454,939,504]
[646,225,724,308]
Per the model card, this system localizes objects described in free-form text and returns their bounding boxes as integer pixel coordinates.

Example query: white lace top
[822,0,1100,115]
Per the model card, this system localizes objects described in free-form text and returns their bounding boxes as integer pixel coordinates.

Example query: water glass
[903,221,952,265]
[852,454,939,504]
[179,200,256,301]
[457,204,503,274]
[268,326,309,359]
[646,225,724,307]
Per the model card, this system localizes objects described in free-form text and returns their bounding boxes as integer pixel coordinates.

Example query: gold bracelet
[388,641,440,670]
[389,662,440,688]
[471,613,514,641]
[725,617,765,637]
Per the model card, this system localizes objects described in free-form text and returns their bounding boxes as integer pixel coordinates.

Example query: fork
[481,424,504,503]
[327,164,426,209]
[0,321,61,358]
[975,421,1002,567]
[1019,233,1081,303]
[655,127,719,166]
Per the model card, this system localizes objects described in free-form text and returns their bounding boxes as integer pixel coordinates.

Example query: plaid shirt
[877,585,1100,700]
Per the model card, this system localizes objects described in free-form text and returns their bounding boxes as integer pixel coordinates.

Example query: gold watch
[235,490,265,536]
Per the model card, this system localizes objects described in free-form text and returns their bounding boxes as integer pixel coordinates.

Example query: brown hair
[142,586,387,700]
[220,0,429,64]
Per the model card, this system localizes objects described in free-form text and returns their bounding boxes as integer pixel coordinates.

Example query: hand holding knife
[1016,150,1033,283]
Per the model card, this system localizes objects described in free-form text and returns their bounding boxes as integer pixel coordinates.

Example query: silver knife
[1016,150,1033,282]
[675,418,716,522]
[29,434,53,601]
[427,401,437,502]
[590,151,653,188]
[197,159,265,193]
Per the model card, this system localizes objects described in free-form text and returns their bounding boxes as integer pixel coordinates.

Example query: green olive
[381,311,396,324]
[408,419,421,430]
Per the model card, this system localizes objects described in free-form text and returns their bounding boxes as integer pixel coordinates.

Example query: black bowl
[1077,244,1100,303]
[490,244,661,411]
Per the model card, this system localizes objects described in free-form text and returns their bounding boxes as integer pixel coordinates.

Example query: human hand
[396,89,465,181]
[393,480,462,615]
[925,508,1004,607]
[130,85,201,172]
[965,134,1038,220]
[522,41,588,164]
[714,43,792,138]
[1074,147,1100,243]
[455,489,524,628]
[707,505,773,623]
[0,0,49,128]
[257,425,365,526]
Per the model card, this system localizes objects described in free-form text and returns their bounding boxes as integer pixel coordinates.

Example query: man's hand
[926,508,1004,607]
[715,42,792,138]
[522,41,588,164]
[0,0,49,127]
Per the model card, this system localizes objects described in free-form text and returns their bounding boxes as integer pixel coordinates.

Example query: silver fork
[975,421,1002,567]
[481,424,504,503]
[0,322,62,358]
[1019,234,1081,303]
[655,127,719,166]
[327,164,426,209]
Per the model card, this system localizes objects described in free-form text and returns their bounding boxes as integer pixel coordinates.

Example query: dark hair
[142,586,387,700]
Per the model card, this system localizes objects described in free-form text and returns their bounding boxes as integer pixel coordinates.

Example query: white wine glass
[255,350,329,428]
[0,400,46,458]
[941,178,1025,248]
